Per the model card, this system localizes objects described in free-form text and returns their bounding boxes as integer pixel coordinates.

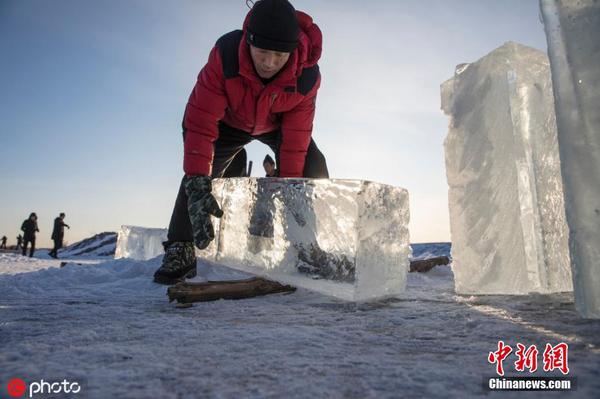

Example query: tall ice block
[541,0,600,318]
[442,42,572,295]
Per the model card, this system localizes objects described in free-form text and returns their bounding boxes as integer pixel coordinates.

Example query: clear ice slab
[442,42,572,295]
[115,178,411,301]
[541,0,600,318]
[206,178,410,301]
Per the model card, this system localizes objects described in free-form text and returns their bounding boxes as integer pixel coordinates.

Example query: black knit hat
[247,0,299,53]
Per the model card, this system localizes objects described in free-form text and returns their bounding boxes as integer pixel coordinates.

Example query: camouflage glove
[184,175,223,249]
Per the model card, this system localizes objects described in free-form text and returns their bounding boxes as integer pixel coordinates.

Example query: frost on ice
[541,0,600,318]
[116,178,411,301]
[442,42,572,295]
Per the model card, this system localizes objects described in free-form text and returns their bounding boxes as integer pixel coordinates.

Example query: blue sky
[0,0,548,247]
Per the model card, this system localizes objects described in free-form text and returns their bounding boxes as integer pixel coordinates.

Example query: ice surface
[3,249,600,397]
[205,178,410,301]
[541,0,600,318]
[442,42,572,295]
[114,225,167,261]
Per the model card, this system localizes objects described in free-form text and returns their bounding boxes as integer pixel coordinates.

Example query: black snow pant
[221,148,248,177]
[22,238,35,257]
[167,123,329,243]
[49,239,62,257]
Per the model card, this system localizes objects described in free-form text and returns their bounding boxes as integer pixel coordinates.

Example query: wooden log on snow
[409,256,450,273]
[167,277,296,303]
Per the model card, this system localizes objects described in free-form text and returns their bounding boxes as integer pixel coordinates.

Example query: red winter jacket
[182,10,322,177]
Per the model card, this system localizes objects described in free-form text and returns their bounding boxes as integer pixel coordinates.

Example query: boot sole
[153,266,197,285]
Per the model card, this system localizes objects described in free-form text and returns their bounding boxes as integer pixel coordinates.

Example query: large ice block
[115,225,167,261]
[205,178,410,301]
[442,42,572,295]
[115,179,410,301]
[541,0,600,318]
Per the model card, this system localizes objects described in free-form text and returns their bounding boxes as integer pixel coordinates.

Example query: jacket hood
[240,9,322,80]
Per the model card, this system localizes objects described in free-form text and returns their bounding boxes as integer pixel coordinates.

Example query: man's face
[249,45,290,79]
[263,162,275,176]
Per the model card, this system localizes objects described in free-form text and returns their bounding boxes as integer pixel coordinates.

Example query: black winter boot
[153,242,197,285]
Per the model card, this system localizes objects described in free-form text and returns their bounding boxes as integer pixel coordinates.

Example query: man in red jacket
[154,0,328,284]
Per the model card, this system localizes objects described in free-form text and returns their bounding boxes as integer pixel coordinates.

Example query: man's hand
[185,175,223,249]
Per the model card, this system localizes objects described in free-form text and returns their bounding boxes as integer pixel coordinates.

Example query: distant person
[263,154,276,177]
[49,212,70,259]
[0,236,6,249]
[21,212,39,257]
[16,234,23,250]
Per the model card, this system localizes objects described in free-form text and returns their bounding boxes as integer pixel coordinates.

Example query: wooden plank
[167,277,296,303]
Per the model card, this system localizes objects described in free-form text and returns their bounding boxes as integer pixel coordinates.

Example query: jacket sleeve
[183,46,228,176]
[279,76,320,177]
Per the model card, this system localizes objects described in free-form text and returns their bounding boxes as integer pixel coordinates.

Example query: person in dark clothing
[154,0,329,284]
[0,236,7,249]
[263,154,276,177]
[16,234,23,250]
[21,212,39,257]
[49,212,70,259]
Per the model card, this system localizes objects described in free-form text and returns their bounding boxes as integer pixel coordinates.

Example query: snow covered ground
[1,249,599,398]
